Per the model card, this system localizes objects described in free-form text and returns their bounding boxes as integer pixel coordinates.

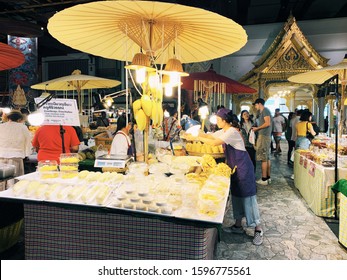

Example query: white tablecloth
[294,151,343,217]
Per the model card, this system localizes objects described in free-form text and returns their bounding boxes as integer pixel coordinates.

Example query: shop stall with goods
[293,135,347,218]
[0,153,232,259]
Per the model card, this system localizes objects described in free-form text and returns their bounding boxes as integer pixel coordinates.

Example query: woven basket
[0,219,23,253]
[102,167,128,173]
[94,132,113,151]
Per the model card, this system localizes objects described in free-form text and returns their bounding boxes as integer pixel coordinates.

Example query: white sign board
[35,98,80,126]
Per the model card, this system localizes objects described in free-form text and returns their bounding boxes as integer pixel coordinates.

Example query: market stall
[0,154,231,259]
[294,150,344,217]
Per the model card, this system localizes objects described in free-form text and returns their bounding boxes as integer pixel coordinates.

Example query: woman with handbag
[295,110,316,150]
[240,110,256,171]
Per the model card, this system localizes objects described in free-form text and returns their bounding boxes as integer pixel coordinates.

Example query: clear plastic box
[59,153,79,164]
[37,160,58,172]
[59,163,79,172]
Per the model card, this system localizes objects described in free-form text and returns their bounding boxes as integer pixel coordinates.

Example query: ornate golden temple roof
[239,15,330,90]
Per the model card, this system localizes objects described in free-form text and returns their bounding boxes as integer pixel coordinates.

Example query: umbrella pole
[144,116,150,164]
[178,81,181,126]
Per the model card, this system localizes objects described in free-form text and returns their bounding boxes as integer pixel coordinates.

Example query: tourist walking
[252,98,272,185]
[272,108,286,155]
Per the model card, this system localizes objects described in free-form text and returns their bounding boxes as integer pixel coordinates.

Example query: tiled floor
[215,144,347,260]
[1,143,347,260]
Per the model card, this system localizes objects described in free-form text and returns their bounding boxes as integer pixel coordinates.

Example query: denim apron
[224,144,257,198]
[116,131,133,156]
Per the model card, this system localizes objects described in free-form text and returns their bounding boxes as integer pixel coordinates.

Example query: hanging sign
[308,162,316,177]
[34,98,80,126]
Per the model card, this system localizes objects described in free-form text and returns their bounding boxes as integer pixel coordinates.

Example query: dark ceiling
[1,0,347,59]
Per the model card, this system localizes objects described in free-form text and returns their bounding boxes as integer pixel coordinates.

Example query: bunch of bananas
[186,141,223,154]
[185,172,209,188]
[213,163,232,178]
[200,154,217,170]
[133,82,164,131]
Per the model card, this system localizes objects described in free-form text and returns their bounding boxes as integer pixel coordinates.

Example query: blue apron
[224,143,257,197]
[116,131,133,156]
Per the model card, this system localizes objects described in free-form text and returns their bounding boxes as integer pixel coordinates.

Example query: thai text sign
[35,98,80,126]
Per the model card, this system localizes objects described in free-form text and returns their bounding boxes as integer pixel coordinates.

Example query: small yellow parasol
[31,70,121,112]
[288,54,347,103]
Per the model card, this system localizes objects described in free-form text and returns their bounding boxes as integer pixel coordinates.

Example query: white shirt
[0,122,33,158]
[213,127,246,151]
[110,131,130,156]
[290,116,300,141]
[272,115,285,133]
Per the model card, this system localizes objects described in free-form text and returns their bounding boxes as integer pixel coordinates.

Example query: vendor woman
[110,114,133,156]
[187,108,263,246]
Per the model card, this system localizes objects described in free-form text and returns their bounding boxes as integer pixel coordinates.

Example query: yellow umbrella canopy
[288,54,347,93]
[31,69,121,112]
[31,70,121,91]
[47,0,248,63]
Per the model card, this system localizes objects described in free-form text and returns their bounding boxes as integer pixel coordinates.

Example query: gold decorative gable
[267,47,312,73]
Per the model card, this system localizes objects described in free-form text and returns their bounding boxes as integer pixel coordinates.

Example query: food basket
[94,132,113,151]
[187,151,225,159]
[0,219,23,253]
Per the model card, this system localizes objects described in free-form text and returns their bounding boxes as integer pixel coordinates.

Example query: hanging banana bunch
[132,75,164,131]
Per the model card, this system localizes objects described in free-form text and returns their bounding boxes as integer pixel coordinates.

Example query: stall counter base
[294,151,343,217]
[339,194,347,248]
[23,203,217,260]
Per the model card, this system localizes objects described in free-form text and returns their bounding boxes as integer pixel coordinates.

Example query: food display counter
[0,155,230,259]
[294,151,343,217]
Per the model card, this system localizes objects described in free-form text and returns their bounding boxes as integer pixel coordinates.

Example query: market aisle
[215,143,347,260]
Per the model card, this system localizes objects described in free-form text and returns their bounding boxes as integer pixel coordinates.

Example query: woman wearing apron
[110,114,133,156]
[192,108,263,246]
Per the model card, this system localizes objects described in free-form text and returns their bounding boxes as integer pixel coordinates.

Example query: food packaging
[0,163,16,179]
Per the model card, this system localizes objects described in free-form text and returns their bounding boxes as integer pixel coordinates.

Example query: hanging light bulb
[160,58,189,86]
[105,97,114,107]
[210,114,217,125]
[124,52,155,84]
[164,109,170,118]
[148,72,160,89]
[28,111,45,126]
[135,67,146,84]
[1,107,11,114]
[164,85,173,97]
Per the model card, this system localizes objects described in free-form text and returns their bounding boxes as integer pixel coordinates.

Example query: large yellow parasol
[31,70,121,112]
[47,0,248,64]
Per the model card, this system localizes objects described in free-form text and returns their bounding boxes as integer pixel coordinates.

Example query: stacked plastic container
[59,153,79,179]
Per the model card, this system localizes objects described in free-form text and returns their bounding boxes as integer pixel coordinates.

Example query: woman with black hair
[190,108,263,246]
[295,110,316,150]
[240,109,256,171]
[110,114,133,156]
